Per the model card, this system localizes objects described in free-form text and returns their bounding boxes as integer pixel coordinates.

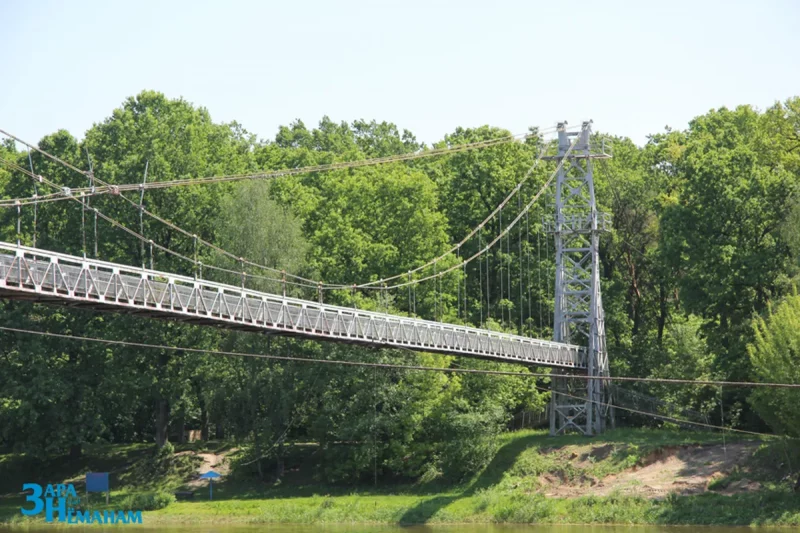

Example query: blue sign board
[86,472,108,492]
[86,473,109,493]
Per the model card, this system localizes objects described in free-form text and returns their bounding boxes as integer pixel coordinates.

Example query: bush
[152,442,175,476]
[155,441,175,463]
[748,293,800,437]
[123,490,175,511]
[434,406,505,480]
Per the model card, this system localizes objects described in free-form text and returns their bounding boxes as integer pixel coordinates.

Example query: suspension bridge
[0,242,584,368]
[0,121,612,436]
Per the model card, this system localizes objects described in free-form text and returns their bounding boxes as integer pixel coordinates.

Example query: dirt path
[542,442,761,498]
[177,450,234,487]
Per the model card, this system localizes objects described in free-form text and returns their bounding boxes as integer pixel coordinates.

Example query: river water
[0,526,791,532]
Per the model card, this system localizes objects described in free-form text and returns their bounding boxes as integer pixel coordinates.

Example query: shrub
[748,293,800,437]
[151,442,175,476]
[435,406,505,480]
[123,490,175,511]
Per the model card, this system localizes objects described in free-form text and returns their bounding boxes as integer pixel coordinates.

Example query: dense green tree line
[1,91,799,483]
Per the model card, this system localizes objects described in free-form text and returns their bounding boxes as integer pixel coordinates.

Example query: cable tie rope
[1,125,566,292]
[382,124,584,289]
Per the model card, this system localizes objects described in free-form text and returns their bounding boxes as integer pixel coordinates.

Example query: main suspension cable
[353,137,559,289]
[0,126,545,199]
[0,143,329,287]
[0,126,564,294]
[0,159,318,288]
[381,124,584,290]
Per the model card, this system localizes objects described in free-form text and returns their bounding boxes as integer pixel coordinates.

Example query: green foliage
[122,490,175,511]
[2,89,800,482]
[216,180,311,294]
[748,290,800,436]
[659,105,798,382]
[276,163,450,291]
[5,430,793,527]
[434,406,504,480]
[153,442,175,473]
[645,315,719,416]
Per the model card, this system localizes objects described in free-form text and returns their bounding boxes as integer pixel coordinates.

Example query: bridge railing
[0,242,586,369]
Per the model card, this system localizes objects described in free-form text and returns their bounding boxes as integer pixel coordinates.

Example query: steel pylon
[544,121,612,436]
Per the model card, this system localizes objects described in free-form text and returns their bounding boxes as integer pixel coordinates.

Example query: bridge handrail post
[15,200,21,248]
[193,234,198,279]
[407,271,413,317]
[0,242,585,371]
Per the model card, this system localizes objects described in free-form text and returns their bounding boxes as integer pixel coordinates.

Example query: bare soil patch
[542,442,759,499]
[176,449,235,487]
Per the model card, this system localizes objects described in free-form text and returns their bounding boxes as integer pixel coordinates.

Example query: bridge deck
[0,243,585,369]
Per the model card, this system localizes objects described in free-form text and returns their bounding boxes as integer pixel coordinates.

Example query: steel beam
[545,121,612,435]
[0,242,585,369]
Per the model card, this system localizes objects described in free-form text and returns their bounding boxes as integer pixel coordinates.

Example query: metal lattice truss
[545,122,612,435]
[0,242,585,369]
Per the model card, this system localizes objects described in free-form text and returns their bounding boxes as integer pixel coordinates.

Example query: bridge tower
[545,121,612,436]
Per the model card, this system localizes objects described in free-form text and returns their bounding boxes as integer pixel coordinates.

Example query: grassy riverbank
[2,429,799,527]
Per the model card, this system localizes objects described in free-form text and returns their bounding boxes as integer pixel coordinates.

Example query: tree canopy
[2,91,800,481]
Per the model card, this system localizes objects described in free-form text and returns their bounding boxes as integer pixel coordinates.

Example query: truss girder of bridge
[0,243,585,369]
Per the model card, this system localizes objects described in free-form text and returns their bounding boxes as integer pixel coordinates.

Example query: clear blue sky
[1,0,798,147]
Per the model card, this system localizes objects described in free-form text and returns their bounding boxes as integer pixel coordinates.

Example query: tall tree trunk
[657,282,668,344]
[276,440,285,479]
[155,350,172,448]
[69,444,82,459]
[625,250,642,336]
[176,416,186,444]
[155,398,170,448]
[253,429,264,481]
[67,349,84,459]
[200,399,210,441]
[720,313,730,349]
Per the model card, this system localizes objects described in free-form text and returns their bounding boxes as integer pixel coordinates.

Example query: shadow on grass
[181,476,457,503]
[0,443,153,496]
[653,490,800,526]
[398,432,545,525]
[173,428,765,521]
[397,428,767,525]
[4,429,777,526]
[0,495,23,524]
[0,441,224,499]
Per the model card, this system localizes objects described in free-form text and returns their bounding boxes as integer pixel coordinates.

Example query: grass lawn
[2,428,799,527]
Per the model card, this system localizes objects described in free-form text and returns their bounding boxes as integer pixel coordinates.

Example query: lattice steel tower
[544,121,612,436]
